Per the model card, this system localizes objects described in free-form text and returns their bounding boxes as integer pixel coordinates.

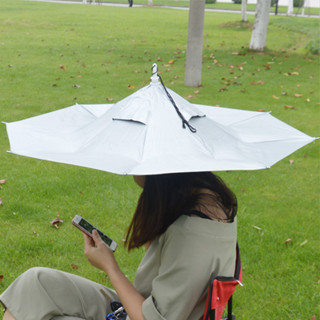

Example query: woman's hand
[83,230,146,320]
[83,230,118,274]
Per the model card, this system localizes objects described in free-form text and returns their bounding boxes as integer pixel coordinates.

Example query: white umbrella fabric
[4,66,317,175]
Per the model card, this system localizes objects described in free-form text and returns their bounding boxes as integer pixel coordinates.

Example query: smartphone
[72,214,117,252]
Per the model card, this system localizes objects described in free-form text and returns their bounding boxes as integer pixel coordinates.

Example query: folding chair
[202,244,242,320]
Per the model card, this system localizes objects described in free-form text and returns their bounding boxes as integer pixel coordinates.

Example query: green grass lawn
[0,0,319,319]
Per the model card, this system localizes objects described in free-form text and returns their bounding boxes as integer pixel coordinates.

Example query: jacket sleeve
[141,224,220,320]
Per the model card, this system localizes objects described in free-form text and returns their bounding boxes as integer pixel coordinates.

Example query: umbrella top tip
[150,63,160,85]
[152,63,158,72]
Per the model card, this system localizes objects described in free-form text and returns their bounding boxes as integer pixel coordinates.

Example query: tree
[287,0,294,15]
[249,0,272,51]
[301,0,306,15]
[184,0,206,87]
[274,0,279,15]
[241,0,247,22]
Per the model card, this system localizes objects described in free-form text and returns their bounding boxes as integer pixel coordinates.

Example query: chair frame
[203,244,242,320]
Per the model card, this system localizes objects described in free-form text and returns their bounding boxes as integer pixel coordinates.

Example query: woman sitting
[0,172,237,320]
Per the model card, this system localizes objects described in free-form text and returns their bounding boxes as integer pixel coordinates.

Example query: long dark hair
[125,172,237,250]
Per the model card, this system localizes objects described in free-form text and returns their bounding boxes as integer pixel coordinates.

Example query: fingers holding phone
[82,229,117,273]
[83,229,104,249]
[82,229,95,248]
[72,215,118,273]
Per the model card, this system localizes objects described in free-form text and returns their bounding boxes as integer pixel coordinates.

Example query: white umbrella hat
[4,63,317,175]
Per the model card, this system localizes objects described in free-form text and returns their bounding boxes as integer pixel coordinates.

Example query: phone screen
[78,218,113,247]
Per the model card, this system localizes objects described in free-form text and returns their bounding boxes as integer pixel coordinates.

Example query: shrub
[206,0,216,3]
[306,38,320,54]
[232,0,241,3]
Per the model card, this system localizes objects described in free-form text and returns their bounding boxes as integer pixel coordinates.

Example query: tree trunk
[241,0,247,22]
[184,0,205,87]
[249,0,271,51]
[287,0,294,15]
[275,0,279,15]
[148,0,153,6]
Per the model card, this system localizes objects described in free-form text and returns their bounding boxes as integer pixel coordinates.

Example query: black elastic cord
[154,70,197,133]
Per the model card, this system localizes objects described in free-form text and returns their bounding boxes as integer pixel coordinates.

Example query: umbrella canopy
[4,65,316,175]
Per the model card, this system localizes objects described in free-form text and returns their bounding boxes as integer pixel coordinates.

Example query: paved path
[28,0,319,17]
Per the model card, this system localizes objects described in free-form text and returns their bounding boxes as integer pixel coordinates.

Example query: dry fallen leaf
[285,238,292,244]
[50,218,64,229]
[253,226,262,231]
[263,63,271,70]
[289,159,294,164]
[107,98,114,102]
[0,275,3,282]
[284,105,296,110]
[251,80,265,85]
[168,60,174,64]
[71,264,79,270]
[73,84,81,88]
[60,66,67,70]
[128,85,135,89]
[272,95,280,100]
[0,198,2,206]
[0,179,6,184]
[294,93,303,97]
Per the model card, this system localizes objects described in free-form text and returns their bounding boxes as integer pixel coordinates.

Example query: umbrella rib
[157,74,197,133]
[78,104,100,118]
